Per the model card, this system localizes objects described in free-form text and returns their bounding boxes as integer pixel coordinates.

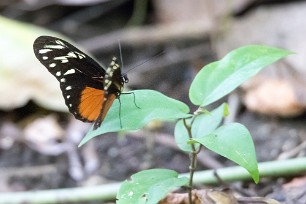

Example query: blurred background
[1,0,306,203]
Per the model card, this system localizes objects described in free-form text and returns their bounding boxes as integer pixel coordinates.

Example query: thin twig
[80,20,212,52]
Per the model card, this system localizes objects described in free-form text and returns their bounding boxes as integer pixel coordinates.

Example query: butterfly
[33,35,128,130]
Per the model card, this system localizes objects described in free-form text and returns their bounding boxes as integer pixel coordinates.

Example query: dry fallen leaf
[159,188,281,204]
[244,78,305,116]
[278,176,306,204]
[159,188,238,204]
[23,115,67,155]
[0,16,68,112]
[283,176,306,189]
[0,121,21,149]
[24,115,64,143]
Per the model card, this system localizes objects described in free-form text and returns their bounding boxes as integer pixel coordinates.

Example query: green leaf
[79,90,190,146]
[189,45,293,106]
[193,123,259,183]
[174,119,193,152]
[175,103,226,152]
[116,169,188,204]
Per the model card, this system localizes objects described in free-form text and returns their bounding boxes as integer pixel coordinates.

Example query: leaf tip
[253,173,260,184]
[78,139,86,147]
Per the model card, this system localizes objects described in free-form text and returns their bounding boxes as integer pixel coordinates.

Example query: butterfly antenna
[118,40,124,69]
[125,51,164,74]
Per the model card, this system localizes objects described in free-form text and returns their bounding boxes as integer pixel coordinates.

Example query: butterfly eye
[122,74,129,83]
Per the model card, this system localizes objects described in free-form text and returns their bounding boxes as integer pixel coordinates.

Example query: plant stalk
[1,158,306,203]
[183,118,198,204]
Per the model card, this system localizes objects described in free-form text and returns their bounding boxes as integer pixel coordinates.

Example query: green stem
[0,158,306,203]
[183,118,197,204]
[183,107,205,204]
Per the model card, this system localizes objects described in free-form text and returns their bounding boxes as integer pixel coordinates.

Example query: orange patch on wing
[79,86,104,121]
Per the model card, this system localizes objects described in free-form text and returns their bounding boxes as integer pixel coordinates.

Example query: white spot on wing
[106,68,111,72]
[64,69,76,75]
[67,95,71,99]
[56,71,61,76]
[53,51,83,63]
[75,51,86,59]
[44,44,65,49]
[55,40,66,46]
[60,78,66,82]
[49,63,56,68]
[42,56,48,60]
[54,56,70,63]
[39,49,52,54]
[66,86,72,90]
[68,52,77,58]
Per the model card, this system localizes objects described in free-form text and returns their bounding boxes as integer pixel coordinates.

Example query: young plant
[79,45,292,204]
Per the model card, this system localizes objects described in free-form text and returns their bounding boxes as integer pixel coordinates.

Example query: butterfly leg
[122,92,140,109]
[132,92,141,109]
[118,97,123,129]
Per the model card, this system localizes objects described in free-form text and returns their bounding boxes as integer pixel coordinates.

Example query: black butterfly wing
[33,36,108,122]
[33,36,105,77]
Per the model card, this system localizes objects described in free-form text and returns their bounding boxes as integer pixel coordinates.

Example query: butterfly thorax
[104,56,127,97]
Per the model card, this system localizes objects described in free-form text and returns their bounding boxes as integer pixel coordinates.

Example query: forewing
[33,35,105,77]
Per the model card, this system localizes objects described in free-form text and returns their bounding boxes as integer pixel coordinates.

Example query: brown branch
[80,20,213,52]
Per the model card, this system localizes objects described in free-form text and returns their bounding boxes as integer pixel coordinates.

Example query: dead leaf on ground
[23,115,67,155]
[24,115,64,143]
[0,16,68,112]
[159,188,238,204]
[244,78,305,116]
[159,188,281,204]
[283,176,306,189]
[0,121,21,149]
[278,176,306,204]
